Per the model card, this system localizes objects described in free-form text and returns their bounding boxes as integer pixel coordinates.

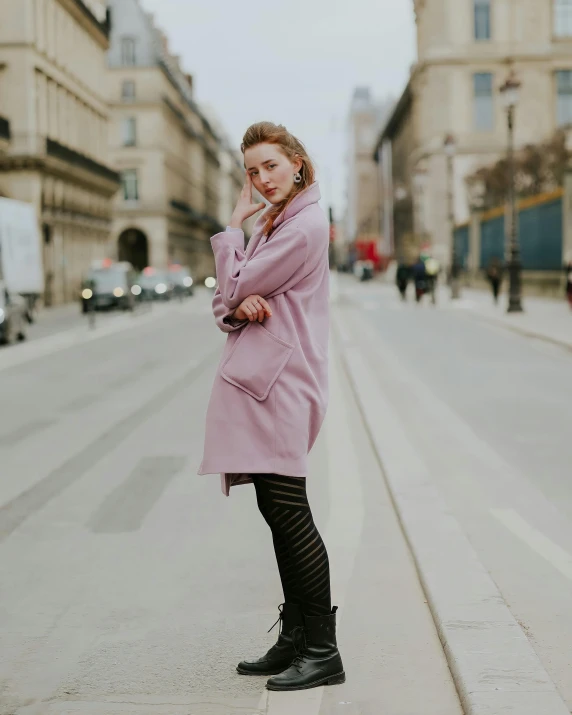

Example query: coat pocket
[220,321,295,401]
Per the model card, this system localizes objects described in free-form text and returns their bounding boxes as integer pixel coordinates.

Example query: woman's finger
[258,297,272,317]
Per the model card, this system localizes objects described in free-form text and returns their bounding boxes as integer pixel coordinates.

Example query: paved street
[0,288,462,715]
[1,278,571,714]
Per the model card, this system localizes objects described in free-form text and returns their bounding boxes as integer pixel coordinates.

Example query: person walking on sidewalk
[486,257,504,304]
[565,260,572,310]
[198,122,345,692]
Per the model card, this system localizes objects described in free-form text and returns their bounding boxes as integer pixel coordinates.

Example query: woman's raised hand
[229,174,266,229]
[233,294,272,322]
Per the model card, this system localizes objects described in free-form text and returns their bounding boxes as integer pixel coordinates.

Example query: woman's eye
[269,164,276,169]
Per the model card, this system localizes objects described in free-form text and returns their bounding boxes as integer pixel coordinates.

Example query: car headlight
[113,287,124,298]
[131,285,141,296]
[204,277,216,289]
[183,277,193,287]
[82,289,93,300]
[155,283,167,294]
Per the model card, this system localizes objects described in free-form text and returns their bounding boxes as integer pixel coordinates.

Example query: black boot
[266,606,345,691]
[237,603,303,676]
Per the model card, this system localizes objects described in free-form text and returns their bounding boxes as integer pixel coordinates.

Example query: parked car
[133,268,174,302]
[168,264,194,298]
[0,281,28,345]
[80,260,136,313]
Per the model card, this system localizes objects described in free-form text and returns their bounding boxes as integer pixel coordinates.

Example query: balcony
[46,138,120,184]
[170,199,223,233]
[0,116,11,141]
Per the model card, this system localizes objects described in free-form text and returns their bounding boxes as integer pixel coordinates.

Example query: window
[474,0,491,40]
[121,170,139,200]
[555,0,572,37]
[122,80,136,100]
[121,37,136,66]
[473,73,494,131]
[556,71,572,125]
[122,117,137,146]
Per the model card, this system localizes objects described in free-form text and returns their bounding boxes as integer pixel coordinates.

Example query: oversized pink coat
[198,182,330,496]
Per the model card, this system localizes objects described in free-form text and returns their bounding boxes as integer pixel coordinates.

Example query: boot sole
[236,666,289,676]
[266,671,346,691]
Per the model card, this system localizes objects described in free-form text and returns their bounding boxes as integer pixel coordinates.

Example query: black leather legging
[253,474,331,617]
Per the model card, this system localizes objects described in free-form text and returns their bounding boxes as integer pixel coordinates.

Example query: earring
[294,172,302,184]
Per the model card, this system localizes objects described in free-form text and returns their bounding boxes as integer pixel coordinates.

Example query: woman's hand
[229,175,266,229]
[233,294,272,322]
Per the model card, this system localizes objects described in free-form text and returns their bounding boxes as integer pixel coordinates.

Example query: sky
[139,0,416,218]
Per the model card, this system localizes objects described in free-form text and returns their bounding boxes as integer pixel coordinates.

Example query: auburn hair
[241,122,316,236]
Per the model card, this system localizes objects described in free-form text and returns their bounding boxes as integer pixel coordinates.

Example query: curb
[465,308,572,353]
[333,312,570,715]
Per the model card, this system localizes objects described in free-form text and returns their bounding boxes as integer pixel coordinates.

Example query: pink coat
[198,182,330,496]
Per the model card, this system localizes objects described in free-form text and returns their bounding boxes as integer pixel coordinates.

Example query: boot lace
[267,603,284,635]
[289,625,308,673]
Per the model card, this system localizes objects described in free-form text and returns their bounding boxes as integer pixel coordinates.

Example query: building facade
[344,88,391,265]
[0,0,119,305]
[107,0,229,280]
[375,0,572,267]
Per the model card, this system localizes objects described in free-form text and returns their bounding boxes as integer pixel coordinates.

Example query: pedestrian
[411,255,427,303]
[198,122,345,692]
[425,257,440,305]
[486,257,503,304]
[396,262,410,301]
[565,261,572,310]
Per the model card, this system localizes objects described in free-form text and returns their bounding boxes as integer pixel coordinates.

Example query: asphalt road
[339,277,572,709]
[0,288,462,715]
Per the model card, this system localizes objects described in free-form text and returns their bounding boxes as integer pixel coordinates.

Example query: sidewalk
[449,286,572,350]
[331,294,570,715]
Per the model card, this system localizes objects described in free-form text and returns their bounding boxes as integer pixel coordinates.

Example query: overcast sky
[139,0,416,217]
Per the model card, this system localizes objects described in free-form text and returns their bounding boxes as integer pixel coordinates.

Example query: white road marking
[491,508,572,581]
[263,350,365,715]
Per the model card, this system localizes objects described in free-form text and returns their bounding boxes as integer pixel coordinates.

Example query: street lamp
[444,133,460,298]
[499,71,523,313]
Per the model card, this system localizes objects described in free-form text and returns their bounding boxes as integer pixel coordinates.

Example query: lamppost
[444,133,460,298]
[499,72,523,313]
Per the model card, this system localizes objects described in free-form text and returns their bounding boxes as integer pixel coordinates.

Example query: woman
[198,122,345,692]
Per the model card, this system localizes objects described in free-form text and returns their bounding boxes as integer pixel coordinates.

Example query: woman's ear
[293,156,303,173]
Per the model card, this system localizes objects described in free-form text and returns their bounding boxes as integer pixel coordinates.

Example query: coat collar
[246,182,320,258]
[272,182,321,229]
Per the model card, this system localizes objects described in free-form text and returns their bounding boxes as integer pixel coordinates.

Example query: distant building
[0,0,119,305]
[374,0,572,266]
[107,0,225,280]
[345,88,392,267]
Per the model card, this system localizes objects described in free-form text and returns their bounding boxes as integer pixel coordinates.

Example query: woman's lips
[266,188,277,196]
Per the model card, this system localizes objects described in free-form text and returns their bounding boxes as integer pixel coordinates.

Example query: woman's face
[244,142,303,205]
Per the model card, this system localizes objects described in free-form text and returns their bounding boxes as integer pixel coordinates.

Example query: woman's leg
[253,474,331,617]
[254,481,299,606]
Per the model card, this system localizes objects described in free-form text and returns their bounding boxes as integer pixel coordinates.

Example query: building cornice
[57,0,110,47]
[373,78,414,157]
[0,139,120,196]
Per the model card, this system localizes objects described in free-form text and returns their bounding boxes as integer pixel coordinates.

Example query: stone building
[107,0,234,281]
[0,0,119,305]
[344,88,392,265]
[374,0,572,266]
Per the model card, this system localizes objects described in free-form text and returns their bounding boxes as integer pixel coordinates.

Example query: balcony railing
[0,116,11,141]
[170,199,223,233]
[46,138,119,183]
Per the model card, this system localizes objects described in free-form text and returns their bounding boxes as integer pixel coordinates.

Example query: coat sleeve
[212,287,248,333]
[211,224,309,310]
